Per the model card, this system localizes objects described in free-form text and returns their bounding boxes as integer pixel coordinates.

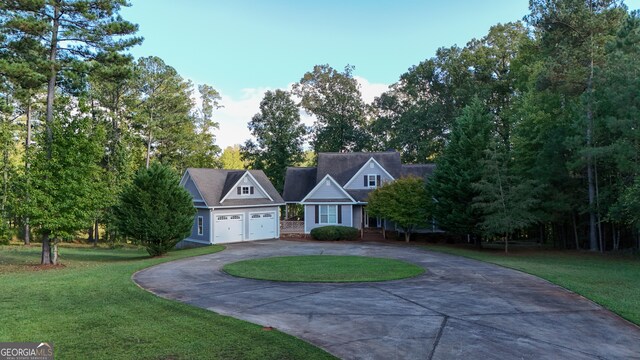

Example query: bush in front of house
[310,226,359,241]
[114,162,195,256]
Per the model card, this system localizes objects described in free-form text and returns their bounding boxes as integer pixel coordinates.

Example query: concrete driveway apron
[133,240,640,360]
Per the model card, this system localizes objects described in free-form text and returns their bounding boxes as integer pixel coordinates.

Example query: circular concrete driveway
[134,241,640,360]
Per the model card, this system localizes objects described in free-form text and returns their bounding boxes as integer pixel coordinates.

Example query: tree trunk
[586,27,598,252]
[404,231,410,243]
[41,232,52,265]
[94,220,99,246]
[24,100,31,245]
[505,233,509,254]
[42,3,60,264]
[52,240,59,265]
[87,226,94,243]
[146,112,153,169]
[572,212,580,250]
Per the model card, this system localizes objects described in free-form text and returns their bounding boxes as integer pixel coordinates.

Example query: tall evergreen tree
[428,98,493,245]
[0,0,141,264]
[526,0,627,250]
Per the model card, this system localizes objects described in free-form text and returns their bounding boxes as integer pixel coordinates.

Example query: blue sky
[122,0,640,148]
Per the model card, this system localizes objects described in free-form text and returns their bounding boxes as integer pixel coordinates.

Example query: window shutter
[250,186,254,195]
[236,187,241,195]
[363,175,367,186]
[337,205,342,224]
[376,175,381,186]
[315,205,319,224]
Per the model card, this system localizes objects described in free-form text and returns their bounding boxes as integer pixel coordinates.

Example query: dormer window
[364,174,381,188]
[237,186,254,196]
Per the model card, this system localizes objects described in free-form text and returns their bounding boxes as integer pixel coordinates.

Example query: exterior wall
[306,179,350,200]
[213,206,280,241]
[178,208,211,247]
[224,174,268,200]
[184,177,207,207]
[304,204,353,233]
[344,160,394,190]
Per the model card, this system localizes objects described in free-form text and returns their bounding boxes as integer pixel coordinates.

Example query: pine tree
[428,98,493,246]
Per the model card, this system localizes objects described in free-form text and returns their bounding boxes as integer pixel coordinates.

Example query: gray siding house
[282,152,435,234]
[180,168,284,246]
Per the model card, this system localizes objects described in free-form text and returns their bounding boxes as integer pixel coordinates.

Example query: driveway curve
[133,240,640,360]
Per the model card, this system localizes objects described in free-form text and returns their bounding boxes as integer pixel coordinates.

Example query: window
[319,205,338,224]
[364,175,380,188]
[197,216,203,235]
[237,185,254,196]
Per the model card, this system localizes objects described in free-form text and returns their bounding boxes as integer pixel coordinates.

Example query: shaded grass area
[223,255,425,282]
[423,244,640,325]
[0,244,335,359]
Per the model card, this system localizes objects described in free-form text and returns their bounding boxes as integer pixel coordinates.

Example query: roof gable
[220,171,273,202]
[301,174,355,203]
[183,168,283,207]
[344,157,395,190]
[316,152,402,186]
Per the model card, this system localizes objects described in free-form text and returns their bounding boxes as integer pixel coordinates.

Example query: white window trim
[366,174,377,188]
[240,185,252,196]
[319,204,338,224]
[197,216,204,235]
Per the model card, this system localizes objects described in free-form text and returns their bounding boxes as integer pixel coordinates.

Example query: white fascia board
[210,203,285,210]
[344,157,395,188]
[300,174,356,203]
[245,171,274,201]
[220,171,273,203]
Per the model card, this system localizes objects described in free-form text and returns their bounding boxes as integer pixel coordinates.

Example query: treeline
[0,1,222,262]
[245,1,640,252]
[2,0,639,259]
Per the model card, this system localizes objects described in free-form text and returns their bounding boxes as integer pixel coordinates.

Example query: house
[282,151,435,234]
[179,168,285,245]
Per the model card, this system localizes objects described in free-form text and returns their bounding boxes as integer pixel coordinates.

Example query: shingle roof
[282,167,317,202]
[281,152,436,204]
[184,168,284,207]
[316,152,402,185]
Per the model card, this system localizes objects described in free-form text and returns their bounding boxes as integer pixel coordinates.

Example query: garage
[248,212,277,240]
[214,214,243,243]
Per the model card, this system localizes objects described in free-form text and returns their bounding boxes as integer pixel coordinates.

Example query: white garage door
[248,212,276,240]
[214,214,243,243]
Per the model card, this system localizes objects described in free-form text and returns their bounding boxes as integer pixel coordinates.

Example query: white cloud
[354,76,390,104]
[212,77,389,149]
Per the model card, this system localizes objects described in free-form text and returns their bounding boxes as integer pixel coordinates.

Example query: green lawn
[423,244,640,325]
[0,244,334,360]
[223,255,425,282]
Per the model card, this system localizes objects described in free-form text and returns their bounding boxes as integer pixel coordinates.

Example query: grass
[0,243,335,360]
[423,244,640,325]
[223,255,425,282]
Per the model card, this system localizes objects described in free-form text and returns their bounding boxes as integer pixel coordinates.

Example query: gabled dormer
[301,174,356,203]
[343,157,395,190]
[221,171,273,203]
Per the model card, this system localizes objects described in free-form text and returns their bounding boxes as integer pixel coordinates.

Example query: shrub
[114,163,195,256]
[310,226,359,241]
